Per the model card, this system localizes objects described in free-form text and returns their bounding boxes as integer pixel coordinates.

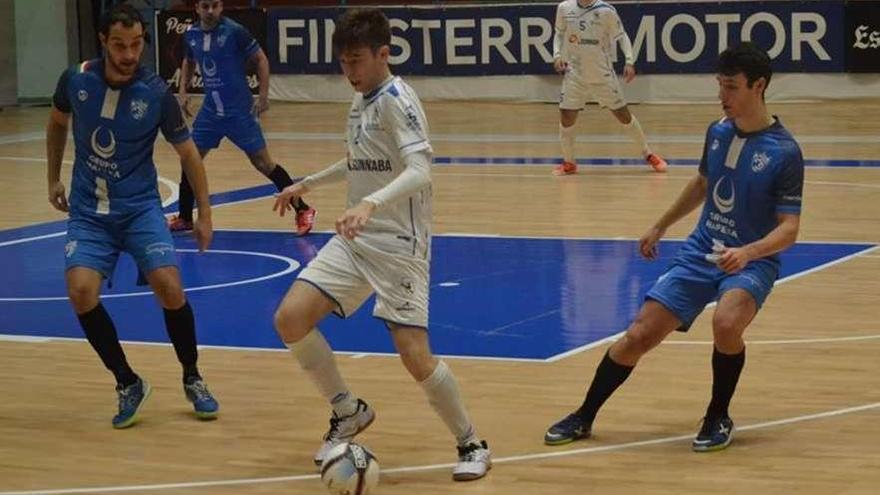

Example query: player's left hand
[623,64,636,84]
[192,215,213,252]
[716,246,752,273]
[252,96,270,117]
[336,201,376,240]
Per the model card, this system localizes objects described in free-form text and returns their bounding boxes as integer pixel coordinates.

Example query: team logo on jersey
[751,151,771,172]
[202,56,218,77]
[712,176,735,214]
[130,99,148,120]
[217,33,227,47]
[568,34,578,44]
[77,90,88,102]
[711,138,720,151]
[65,240,77,258]
[90,126,117,159]
[400,277,415,295]
[403,104,422,132]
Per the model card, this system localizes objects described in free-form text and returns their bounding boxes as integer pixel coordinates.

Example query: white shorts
[559,72,627,111]
[297,235,430,329]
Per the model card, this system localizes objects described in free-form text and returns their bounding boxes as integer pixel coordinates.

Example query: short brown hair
[332,8,391,56]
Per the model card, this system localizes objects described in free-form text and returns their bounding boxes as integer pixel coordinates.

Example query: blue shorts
[192,109,266,155]
[645,261,778,331]
[65,207,178,279]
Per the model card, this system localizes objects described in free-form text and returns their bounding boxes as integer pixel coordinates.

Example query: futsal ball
[320,442,380,495]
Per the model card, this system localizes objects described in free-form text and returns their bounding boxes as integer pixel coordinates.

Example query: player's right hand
[48,181,69,212]
[193,216,213,252]
[553,58,568,74]
[273,183,308,216]
[639,225,665,260]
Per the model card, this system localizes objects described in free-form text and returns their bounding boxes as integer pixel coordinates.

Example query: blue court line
[4,152,876,243]
[432,156,880,168]
[0,184,275,244]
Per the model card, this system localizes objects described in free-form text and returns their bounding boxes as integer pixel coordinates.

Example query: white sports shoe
[452,440,492,481]
[313,399,376,466]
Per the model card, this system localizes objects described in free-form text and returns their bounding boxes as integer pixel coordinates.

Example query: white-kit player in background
[552,0,668,175]
[271,8,492,483]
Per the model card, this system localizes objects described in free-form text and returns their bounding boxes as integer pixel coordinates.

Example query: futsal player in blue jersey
[545,43,804,451]
[168,0,316,235]
[46,4,219,428]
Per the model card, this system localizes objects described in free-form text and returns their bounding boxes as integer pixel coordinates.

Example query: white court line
[664,334,880,345]
[1,401,877,495]
[0,249,299,302]
[0,155,179,208]
[0,335,546,363]
[544,243,879,362]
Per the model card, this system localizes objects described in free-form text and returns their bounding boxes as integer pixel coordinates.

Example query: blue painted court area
[1,229,872,360]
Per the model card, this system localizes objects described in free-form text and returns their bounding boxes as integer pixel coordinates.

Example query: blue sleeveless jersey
[53,59,190,217]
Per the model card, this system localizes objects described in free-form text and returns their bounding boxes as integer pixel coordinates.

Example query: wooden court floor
[1,99,878,494]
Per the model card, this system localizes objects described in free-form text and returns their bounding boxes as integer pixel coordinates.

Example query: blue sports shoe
[112,378,151,429]
[184,378,219,419]
[544,413,592,446]
[692,416,735,452]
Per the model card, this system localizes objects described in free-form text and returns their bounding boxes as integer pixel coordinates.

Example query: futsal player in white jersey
[552,0,668,175]
[271,8,491,482]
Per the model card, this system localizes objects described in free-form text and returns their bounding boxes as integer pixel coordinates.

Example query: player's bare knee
[273,305,309,343]
[67,283,99,313]
[620,322,662,357]
[155,283,185,309]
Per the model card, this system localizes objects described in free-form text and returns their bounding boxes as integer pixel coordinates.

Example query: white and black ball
[320,442,379,495]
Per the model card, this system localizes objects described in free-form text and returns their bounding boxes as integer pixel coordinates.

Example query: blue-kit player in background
[46,4,220,429]
[544,42,804,452]
[169,0,317,235]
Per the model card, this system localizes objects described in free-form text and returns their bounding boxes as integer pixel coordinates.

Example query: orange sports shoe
[294,207,316,236]
[645,153,668,173]
[552,161,577,176]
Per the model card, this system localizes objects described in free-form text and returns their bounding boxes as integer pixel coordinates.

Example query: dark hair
[718,42,772,97]
[99,3,147,37]
[332,8,391,56]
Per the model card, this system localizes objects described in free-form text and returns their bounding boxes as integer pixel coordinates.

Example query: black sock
[178,171,195,222]
[163,301,201,383]
[77,303,139,387]
[576,350,635,425]
[705,346,745,419]
[268,164,309,211]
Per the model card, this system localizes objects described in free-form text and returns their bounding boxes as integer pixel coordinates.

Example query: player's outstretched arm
[274,158,348,216]
[250,49,271,117]
[175,138,213,251]
[46,107,70,212]
[178,58,195,118]
[639,174,708,259]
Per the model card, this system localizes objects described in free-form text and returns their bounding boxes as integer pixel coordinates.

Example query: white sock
[559,123,576,164]
[419,360,478,446]
[622,115,651,157]
[286,329,358,417]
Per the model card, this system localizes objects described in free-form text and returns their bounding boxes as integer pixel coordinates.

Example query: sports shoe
[295,207,317,236]
[453,440,492,481]
[645,153,668,172]
[313,399,376,466]
[184,377,220,419]
[112,378,151,429]
[692,416,734,452]
[544,413,592,446]
[552,161,577,176]
[167,215,193,232]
